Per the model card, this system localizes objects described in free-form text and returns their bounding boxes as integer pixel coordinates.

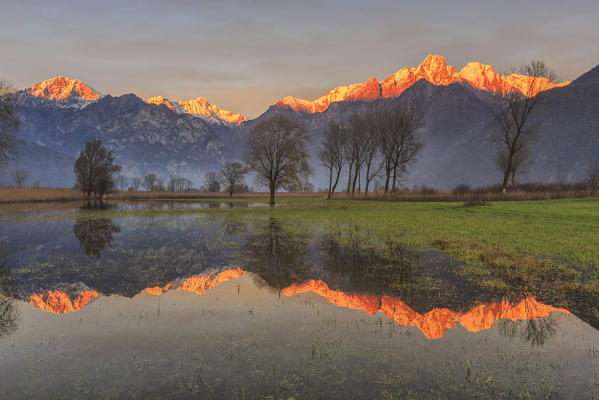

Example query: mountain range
[3,55,598,189]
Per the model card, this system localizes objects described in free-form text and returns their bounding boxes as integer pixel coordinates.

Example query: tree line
[319,103,424,198]
[2,60,598,200]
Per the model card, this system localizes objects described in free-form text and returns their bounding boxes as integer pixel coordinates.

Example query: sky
[1,0,598,118]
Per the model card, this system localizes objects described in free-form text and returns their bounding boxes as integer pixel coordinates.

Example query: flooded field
[0,201,598,399]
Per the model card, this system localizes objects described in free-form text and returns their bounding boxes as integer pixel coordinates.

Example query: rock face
[146,95,247,125]
[275,54,570,113]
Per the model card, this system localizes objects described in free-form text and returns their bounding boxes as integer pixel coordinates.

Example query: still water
[0,201,597,399]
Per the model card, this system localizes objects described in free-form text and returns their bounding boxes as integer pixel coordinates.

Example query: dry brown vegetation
[108,191,326,200]
[0,187,326,204]
[0,187,86,203]
[2,183,595,205]
[332,183,597,202]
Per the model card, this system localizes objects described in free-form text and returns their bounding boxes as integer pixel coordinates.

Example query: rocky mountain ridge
[275,54,570,113]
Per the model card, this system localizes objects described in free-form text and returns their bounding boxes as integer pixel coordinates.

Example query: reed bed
[331,183,596,202]
[0,187,86,203]
[107,191,326,200]
[0,187,327,204]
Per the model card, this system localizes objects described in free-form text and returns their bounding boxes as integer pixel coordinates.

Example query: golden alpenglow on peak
[276,54,571,114]
[145,95,247,124]
[29,76,100,101]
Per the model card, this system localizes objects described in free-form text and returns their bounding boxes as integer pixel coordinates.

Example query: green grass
[201,197,599,279]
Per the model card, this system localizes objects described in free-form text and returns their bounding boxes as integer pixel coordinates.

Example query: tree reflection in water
[243,217,311,291]
[73,216,121,258]
[497,313,558,346]
[0,264,19,339]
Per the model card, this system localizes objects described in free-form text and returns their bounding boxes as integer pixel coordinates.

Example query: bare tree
[143,173,158,191]
[220,161,249,197]
[378,103,425,192]
[183,178,193,191]
[491,60,556,193]
[154,177,165,191]
[362,112,384,195]
[115,174,128,192]
[244,113,310,205]
[167,174,180,191]
[10,168,29,188]
[167,174,193,192]
[0,80,19,169]
[347,113,369,195]
[131,176,142,191]
[204,172,221,192]
[496,146,530,185]
[585,162,599,191]
[281,168,314,192]
[318,121,346,199]
[74,140,121,198]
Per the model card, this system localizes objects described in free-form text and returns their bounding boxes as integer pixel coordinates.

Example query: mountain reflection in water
[25,268,568,341]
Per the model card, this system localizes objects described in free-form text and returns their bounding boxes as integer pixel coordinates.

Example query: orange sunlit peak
[29,289,100,314]
[144,268,247,296]
[278,54,570,114]
[282,279,569,339]
[145,95,247,125]
[29,76,100,102]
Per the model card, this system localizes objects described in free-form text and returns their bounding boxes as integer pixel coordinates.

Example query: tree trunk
[269,181,276,205]
[346,161,353,194]
[384,169,391,193]
[351,163,359,195]
[230,185,234,197]
[392,166,397,192]
[358,167,361,193]
[502,150,514,194]
[327,165,333,199]
[331,166,341,195]
[364,158,373,197]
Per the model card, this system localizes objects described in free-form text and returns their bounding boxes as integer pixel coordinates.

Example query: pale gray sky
[1,0,598,117]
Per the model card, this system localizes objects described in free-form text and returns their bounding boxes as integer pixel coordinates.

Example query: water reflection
[497,314,558,346]
[0,294,18,339]
[73,217,121,257]
[0,265,19,339]
[80,200,112,211]
[1,203,596,398]
[243,217,311,290]
[0,205,593,342]
[28,283,99,314]
[21,266,569,341]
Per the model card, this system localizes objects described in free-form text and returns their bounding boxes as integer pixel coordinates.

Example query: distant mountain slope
[13,93,237,187]
[2,139,75,187]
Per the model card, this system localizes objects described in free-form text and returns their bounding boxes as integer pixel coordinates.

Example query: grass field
[203,197,599,285]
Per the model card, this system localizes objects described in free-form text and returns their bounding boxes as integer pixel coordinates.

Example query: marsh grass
[0,187,85,203]
[332,183,596,202]
[0,187,326,204]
